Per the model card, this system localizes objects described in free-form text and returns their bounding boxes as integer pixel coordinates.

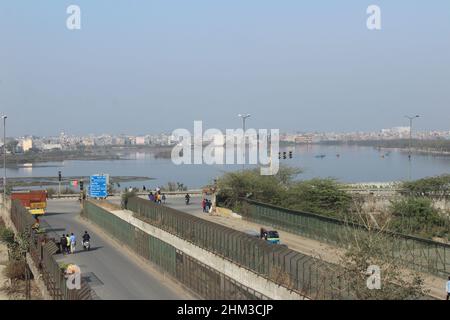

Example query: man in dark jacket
[82,231,91,242]
[60,234,67,255]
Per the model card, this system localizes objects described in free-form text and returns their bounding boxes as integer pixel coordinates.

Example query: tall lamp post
[2,115,6,205]
[238,113,251,170]
[405,115,419,181]
[405,115,420,159]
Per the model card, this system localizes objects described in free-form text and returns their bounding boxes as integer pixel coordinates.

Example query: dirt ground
[0,219,43,300]
[0,244,43,300]
[0,242,9,300]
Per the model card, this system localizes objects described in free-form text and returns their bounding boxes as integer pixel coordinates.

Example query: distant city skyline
[8,125,450,139]
[8,126,450,154]
[1,1,449,136]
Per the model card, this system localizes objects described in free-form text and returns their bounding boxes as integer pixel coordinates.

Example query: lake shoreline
[4,145,175,168]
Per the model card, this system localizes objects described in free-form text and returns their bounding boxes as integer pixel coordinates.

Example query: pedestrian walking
[60,234,67,255]
[446,276,450,300]
[206,199,212,213]
[148,192,154,202]
[201,198,206,212]
[66,234,71,254]
[70,233,76,254]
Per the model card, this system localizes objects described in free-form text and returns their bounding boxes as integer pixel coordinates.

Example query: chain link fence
[239,198,450,278]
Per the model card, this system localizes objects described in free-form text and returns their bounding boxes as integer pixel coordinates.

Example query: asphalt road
[41,199,190,300]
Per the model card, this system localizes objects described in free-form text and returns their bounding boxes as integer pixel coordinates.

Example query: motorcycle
[185,198,190,205]
[82,240,91,251]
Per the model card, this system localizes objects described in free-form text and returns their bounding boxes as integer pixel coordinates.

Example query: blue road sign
[90,174,108,198]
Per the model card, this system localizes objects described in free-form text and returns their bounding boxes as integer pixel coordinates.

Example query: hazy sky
[1,1,449,136]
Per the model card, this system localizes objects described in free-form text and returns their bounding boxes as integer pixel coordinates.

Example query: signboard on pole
[89,174,108,198]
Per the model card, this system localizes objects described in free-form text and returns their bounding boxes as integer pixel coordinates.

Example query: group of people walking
[148,189,166,204]
[202,198,212,213]
[60,233,77,254]
[59,231,91,254]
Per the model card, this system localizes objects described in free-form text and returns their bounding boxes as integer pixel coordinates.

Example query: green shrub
[216,166,351,218]
[283,178,352,217]
[121,190,136,209]
[0,226,15,245]
[402,175,450,198]
[389,197,449,239]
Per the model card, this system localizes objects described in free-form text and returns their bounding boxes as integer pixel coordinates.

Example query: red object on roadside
[11,190,47,214]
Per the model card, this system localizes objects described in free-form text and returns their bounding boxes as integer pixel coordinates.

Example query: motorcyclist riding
[185,193,190,205]
[82,231,91,250]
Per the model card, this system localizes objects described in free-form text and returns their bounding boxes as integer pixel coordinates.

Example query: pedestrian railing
[239,198,450,278]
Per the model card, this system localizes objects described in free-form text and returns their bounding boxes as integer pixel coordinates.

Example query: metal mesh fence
[240,198,450,278]
[82,200,269,300]
[123,197,351,299]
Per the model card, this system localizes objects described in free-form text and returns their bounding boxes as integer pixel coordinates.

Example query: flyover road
[124,194,445,300]
[41,199,192,300]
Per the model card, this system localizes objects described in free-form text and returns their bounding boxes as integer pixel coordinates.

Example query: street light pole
[238,114,251,170]
[405,115,419,181]
[2,115,7,205]
[405,115,420,159]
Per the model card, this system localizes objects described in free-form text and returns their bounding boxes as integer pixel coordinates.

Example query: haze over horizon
[1,1,449,136]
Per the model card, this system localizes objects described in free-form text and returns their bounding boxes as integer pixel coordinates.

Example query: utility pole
[238,113,251,170]
[2,115,7,206]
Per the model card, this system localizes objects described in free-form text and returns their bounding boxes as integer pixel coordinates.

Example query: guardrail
[10,200,93,300]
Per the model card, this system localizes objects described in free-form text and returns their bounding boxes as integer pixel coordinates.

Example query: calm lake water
[6,145,450,189]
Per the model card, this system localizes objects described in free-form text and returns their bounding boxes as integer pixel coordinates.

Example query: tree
[215,166,354,218]
[337,205,428,300]
[283,178,352,217]
[216,166,301,209]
